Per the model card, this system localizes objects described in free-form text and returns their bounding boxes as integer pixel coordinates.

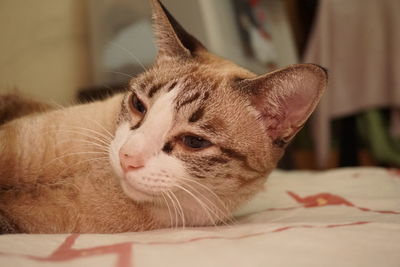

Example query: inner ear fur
[237,64,327,145]
[149,0,206,58]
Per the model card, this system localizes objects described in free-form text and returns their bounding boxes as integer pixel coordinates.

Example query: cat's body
[0,0,327,234]
[0,95,145,233]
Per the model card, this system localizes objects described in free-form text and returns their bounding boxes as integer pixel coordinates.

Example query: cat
[0,0,327,234]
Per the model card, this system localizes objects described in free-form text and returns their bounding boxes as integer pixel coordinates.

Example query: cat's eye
[181,135,213,150]
[130,93,146,115]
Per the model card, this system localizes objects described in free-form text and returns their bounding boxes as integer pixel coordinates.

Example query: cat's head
[109,0,327,226]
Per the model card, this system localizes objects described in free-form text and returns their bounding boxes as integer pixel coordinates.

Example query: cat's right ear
[149,0,206,58]
[236,64,327,147]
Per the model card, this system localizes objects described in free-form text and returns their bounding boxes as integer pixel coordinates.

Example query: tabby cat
[0,0,327,233]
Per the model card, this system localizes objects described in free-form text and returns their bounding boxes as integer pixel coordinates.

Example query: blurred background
[0,0,399,170]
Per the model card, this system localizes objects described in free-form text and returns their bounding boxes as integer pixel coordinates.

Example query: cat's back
[0,93,54,126]
[0,93,123,179]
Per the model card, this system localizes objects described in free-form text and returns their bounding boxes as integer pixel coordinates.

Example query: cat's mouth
[120,172,175,202]
[120,177,158,201]
[122,178,154,197]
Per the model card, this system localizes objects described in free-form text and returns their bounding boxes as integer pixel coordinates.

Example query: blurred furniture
[304,0,400,168]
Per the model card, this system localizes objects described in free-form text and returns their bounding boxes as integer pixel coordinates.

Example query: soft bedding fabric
[1,167,399,267]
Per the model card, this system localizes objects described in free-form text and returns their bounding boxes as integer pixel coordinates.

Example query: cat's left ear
[149,0,206,58]
[237,64,327,146]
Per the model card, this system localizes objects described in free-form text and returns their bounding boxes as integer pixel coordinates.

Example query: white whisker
[179,177,230,214]
[71,139,109,152]
[174,184,217,227]
[179,178,234,225]
[165,191,179,229]
[161,192,173,229]
[52,129,111,147]
[57,156,109,177]
[106,71,135,80]
[108,42,148,72]
[42,151,109,171]
[179,181,234,226]
[60,126,112,143]
[81,116,114,139]
[48,100,65,109]
[54,138,109,153]
[169,190,185,230]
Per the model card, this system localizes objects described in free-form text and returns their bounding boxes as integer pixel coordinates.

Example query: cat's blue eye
[130,93,146,115]
[181,135,212,150]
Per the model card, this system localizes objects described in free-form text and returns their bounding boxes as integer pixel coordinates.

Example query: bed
[1,167,399,267]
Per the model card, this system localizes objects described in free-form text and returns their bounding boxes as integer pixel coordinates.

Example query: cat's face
[108,0,327,226]
[109,59,274,225]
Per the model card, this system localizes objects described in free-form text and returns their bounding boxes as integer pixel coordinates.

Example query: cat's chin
[120,178,159,202]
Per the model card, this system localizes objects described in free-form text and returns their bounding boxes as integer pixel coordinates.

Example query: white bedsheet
[1,167,399,267]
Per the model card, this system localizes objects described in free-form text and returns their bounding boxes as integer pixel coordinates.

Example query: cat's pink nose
[119,151,146,172]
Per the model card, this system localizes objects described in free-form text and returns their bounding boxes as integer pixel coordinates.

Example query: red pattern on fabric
[287,191,354,208]
[26,234,133,267]
[0,221,371,266]
[287,191,400,214]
